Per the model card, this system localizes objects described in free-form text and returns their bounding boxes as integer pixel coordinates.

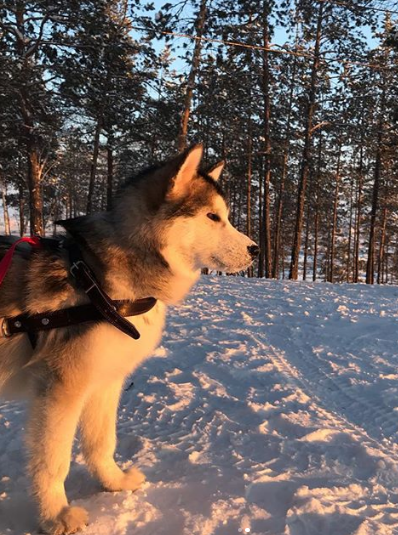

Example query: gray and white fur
[0,144,258,535]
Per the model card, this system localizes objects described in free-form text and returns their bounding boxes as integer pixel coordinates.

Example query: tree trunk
[328,146,342,283]
[312,132,323,282]
[177,0,207,152]
[366,84,385,284]
[1,174,11,235]
[18,84,44,236]
[86,118,102,214]
[272,32,298,279]
[14,4,44,236]
[237,185,242,230]
[302,200,311,281]
[384,236,389,284]
[326,218,331,282]
[68,185,73,218]
[52,196,59,236]
[261,2,272,278]
[258,159,264,277]
[272,150,287,279]
[346,178,354,283]
[106,142,114,211]
[289,1,324,280]
[231,183,237,227]
[247,118,253,278]
[377,207,387,284]
[27,141,44,235]
[313,202,319,282]
[353,144,364,283]
[18,178,25,236]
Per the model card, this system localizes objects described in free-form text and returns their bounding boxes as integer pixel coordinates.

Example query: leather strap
[0,238,157,347]
[1,298,157,338]
[67,242,148,340]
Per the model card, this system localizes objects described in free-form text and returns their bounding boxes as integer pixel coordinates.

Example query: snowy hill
[2,277,398,535]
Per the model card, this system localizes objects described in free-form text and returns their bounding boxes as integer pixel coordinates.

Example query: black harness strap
[1,239,157,347]
[67,242,147,340]
[2,298,157,338]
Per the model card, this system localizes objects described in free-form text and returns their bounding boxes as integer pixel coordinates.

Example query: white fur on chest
[86,301,166,382]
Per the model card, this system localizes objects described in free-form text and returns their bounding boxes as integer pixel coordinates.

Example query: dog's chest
[86,301,166,381]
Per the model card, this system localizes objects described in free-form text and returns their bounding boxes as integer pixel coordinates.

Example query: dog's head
[116,144,259,275]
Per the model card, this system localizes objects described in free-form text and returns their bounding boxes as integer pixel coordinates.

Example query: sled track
[296,337,398,444]
[249,331,398,466]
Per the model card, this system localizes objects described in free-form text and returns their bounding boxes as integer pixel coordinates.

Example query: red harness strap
[0,237,42,286]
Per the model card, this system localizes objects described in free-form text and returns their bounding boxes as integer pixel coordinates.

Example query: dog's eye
[207,213,221,222]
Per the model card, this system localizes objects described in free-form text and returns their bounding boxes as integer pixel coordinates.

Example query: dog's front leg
[27,379,88,535]
[80,379,145,492]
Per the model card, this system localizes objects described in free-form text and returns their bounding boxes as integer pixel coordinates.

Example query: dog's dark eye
[207,213,221,222]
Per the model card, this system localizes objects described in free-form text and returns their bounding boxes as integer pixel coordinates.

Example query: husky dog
[0,144,258,534]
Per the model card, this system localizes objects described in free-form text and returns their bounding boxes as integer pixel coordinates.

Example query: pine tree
[57,0,148,213]
[0,0,64,234]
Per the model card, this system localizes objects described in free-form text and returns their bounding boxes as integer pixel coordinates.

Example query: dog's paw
[41,506,89,535]
[103,466,146,492]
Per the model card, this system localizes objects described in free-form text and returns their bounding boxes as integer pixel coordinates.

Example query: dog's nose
[248,244,260,258]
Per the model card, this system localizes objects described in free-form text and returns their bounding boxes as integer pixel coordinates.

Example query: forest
[1,0,398,283]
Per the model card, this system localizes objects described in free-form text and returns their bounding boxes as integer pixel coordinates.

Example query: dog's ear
[207,161,225,182]
[54,218,73,233]
[169,144,203,198]
[55,216,85,238]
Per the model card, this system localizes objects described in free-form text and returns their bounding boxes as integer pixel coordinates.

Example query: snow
[2,277,398,534]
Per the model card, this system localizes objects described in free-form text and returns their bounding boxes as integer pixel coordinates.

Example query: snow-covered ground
[2,277,398,535]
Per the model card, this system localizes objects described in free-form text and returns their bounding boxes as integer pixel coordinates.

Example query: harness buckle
[1,318,12,338]
[70,260,84,278]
